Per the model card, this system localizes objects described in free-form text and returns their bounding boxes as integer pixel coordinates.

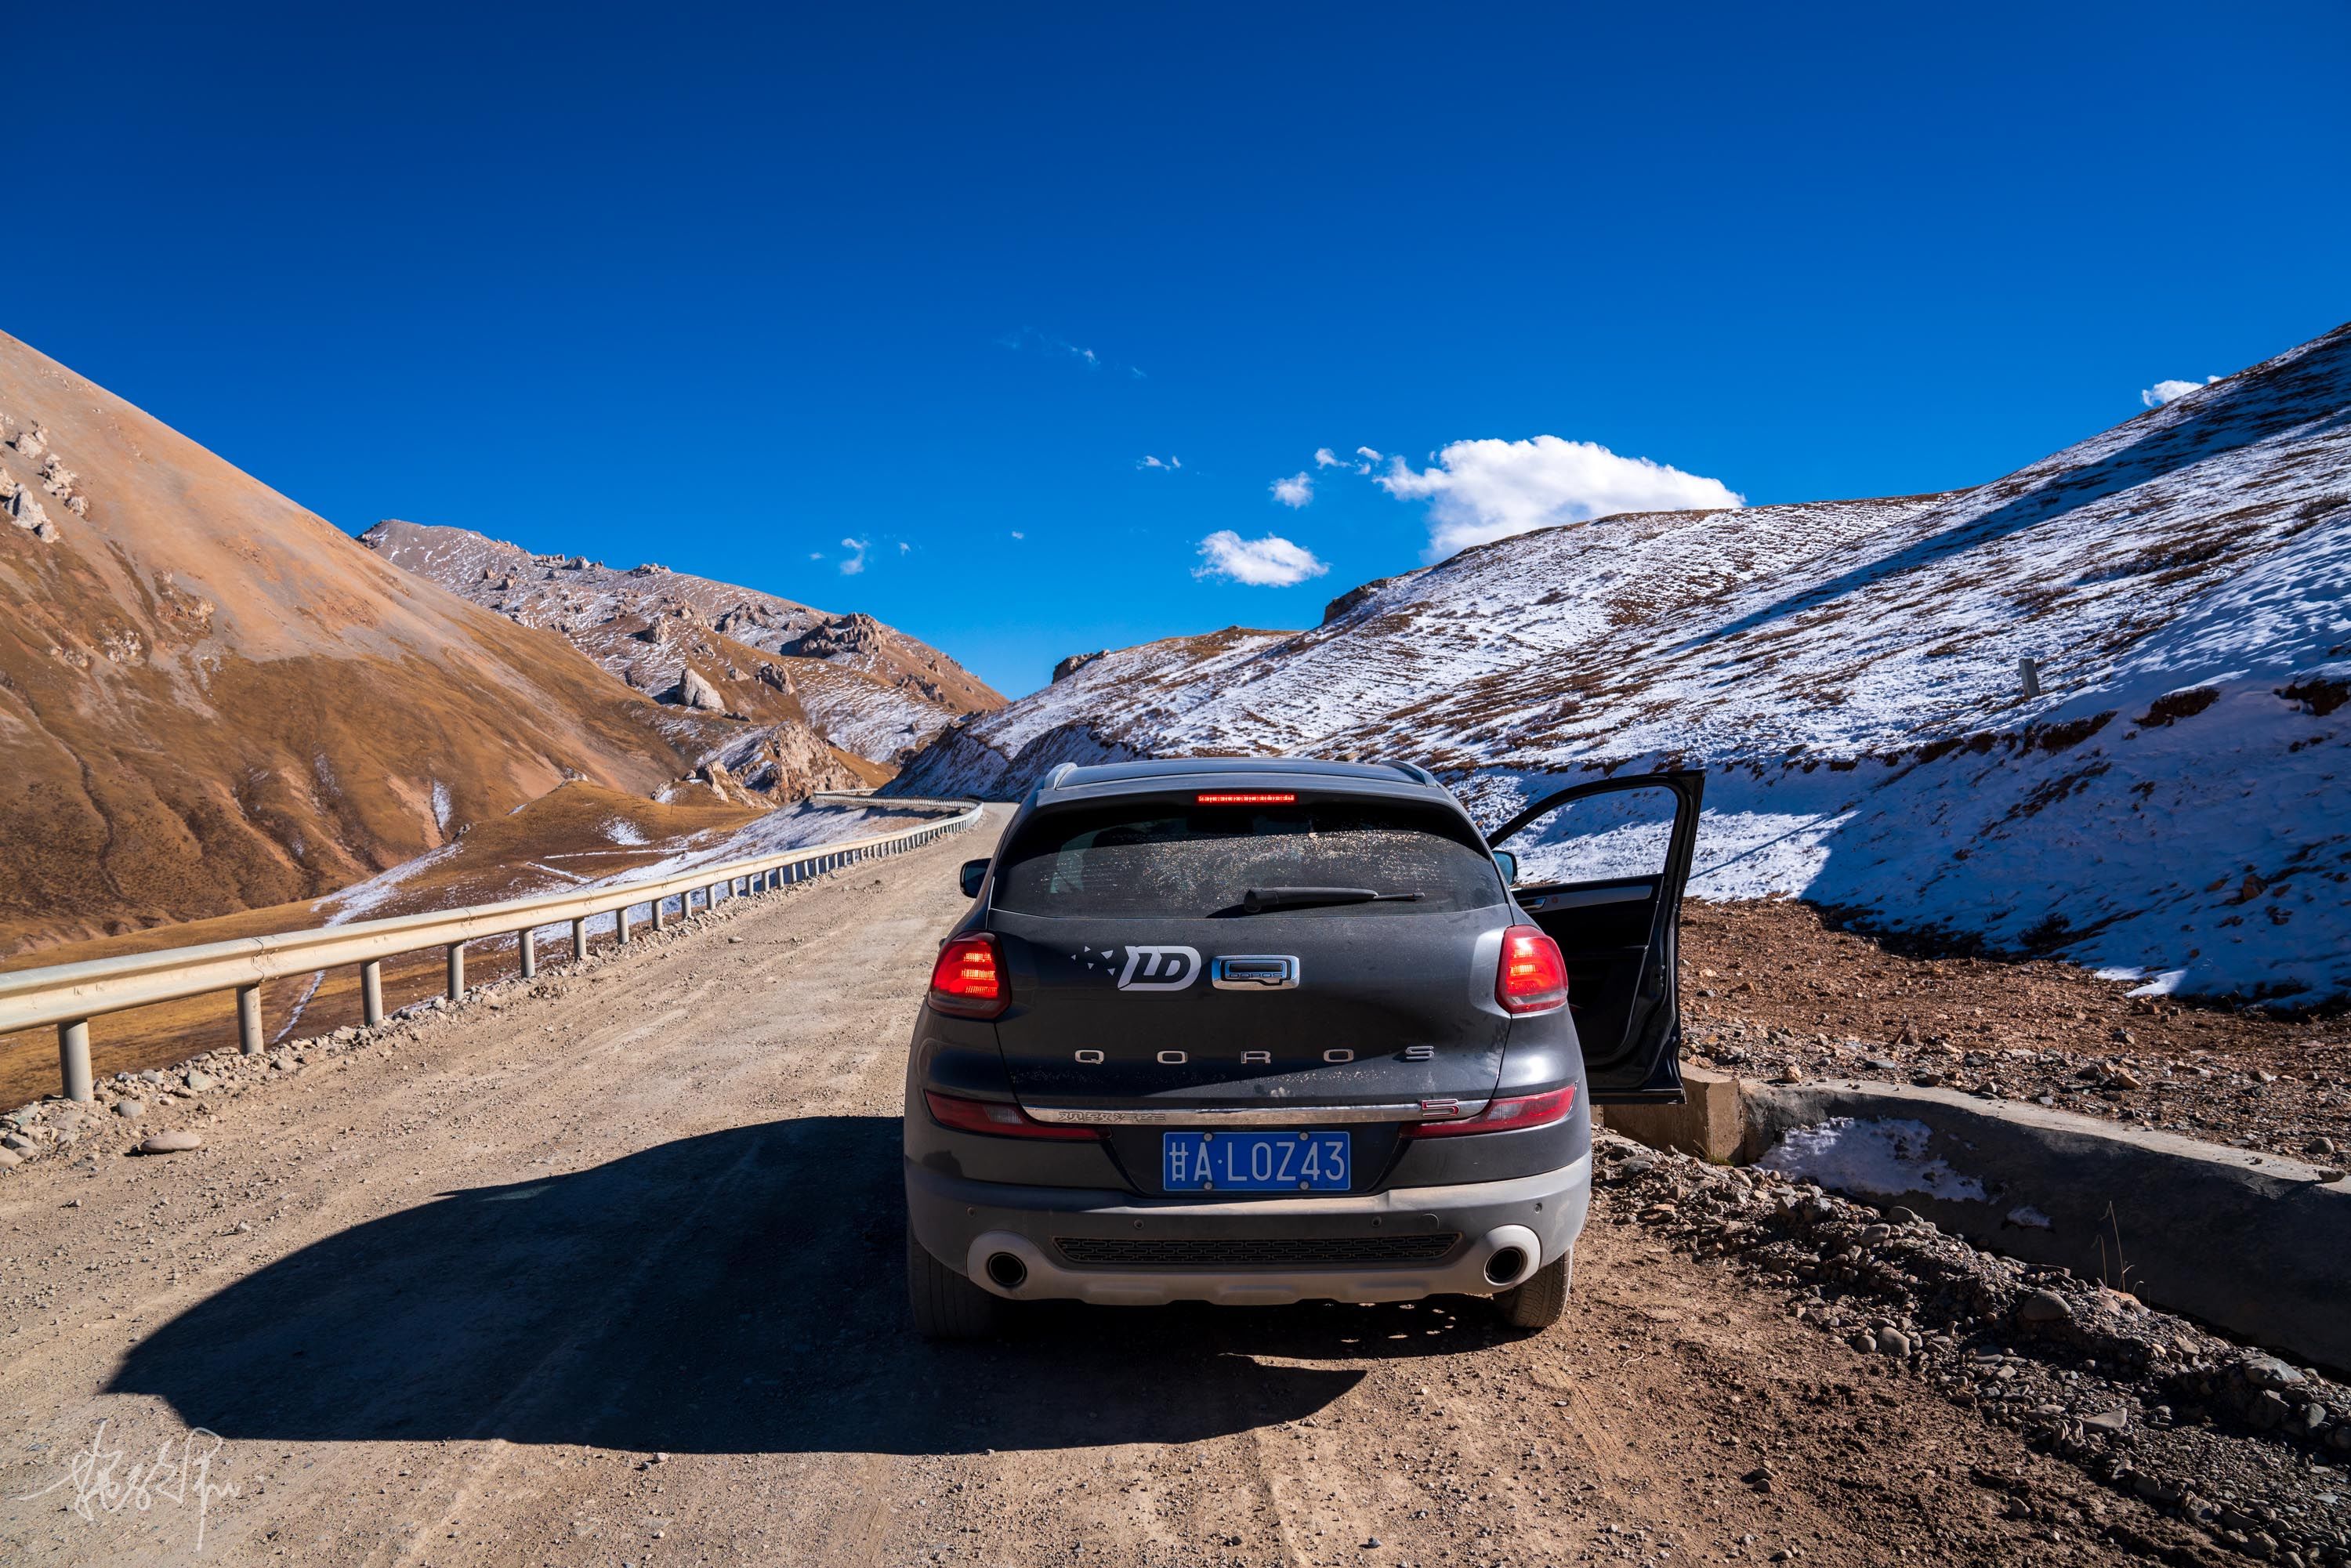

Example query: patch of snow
[1756,1116,1991,1204]
[2007,1205,2055,1229]
[2127,969,2193,998]
[606,819,648,847]
[431,779,453,834]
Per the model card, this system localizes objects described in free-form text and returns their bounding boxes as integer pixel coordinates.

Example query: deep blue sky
[14,2,2348,695]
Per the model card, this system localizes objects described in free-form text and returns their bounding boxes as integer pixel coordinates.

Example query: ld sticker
[1116,945,1201,991]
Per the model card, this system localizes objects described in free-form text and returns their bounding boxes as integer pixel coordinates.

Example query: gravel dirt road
[0,811,2232,1566]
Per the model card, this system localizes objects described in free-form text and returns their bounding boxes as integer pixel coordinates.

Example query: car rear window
[993,798,1505,918]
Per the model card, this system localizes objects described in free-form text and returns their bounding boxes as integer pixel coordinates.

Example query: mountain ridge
[360,518,1002,766]
[893,323,2351,1003]
[0,331,821,955]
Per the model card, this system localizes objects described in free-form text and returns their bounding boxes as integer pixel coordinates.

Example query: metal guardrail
[0,795,984,1103]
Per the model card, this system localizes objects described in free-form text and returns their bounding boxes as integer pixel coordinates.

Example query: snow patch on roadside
[1755,1117,1991,1204]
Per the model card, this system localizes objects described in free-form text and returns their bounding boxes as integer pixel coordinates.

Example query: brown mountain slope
[360,519,1004,763]
[0,330,759,957]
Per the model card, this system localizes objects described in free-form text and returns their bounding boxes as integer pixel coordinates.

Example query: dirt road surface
[1,811,2212,1567]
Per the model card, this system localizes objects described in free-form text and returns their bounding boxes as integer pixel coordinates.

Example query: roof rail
[1041,762,1080,790]
[1382,760,1440,787]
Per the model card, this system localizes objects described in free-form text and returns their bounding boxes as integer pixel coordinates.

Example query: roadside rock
[2016,1290,2074,1325]
[114,1099,146,1119]
[136,1131,204,1154]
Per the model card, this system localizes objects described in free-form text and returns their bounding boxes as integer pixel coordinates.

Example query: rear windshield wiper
[1240,885,1426,914]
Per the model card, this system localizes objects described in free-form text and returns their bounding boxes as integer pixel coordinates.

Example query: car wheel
[1493,1250,1571,1330]
[907,1232,1002,1339]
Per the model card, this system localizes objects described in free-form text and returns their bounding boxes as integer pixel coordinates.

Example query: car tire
[907,1232,1002,1340]
[1494,1250,1571,1330]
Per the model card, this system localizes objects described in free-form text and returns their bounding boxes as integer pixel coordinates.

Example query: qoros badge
[1116,945,1201,991]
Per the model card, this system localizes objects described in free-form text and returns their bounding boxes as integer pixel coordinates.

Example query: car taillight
[1404,1085,1577,1139]
[1495,925,1568,1014]
[923,1091,1099,1141]
[929,933,1007,1019]
[1195,791,1297,805]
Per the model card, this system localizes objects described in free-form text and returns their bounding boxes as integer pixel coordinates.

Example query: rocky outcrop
[1,467,59,541]
[1051,650,1106,683]
[677,666,726,712]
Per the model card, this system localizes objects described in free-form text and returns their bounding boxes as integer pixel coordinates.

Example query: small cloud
[1313,447,1342,468]
[1129,366,1147,379]
[1355,446,1382,461]
[897,541,911,554]
[808,551,825,560]
[2141,375,2219,409]
[997,326,1110,371]
[1377,435,1741,559]
[1136,454,1188,473]
[1194,530,1331,587]
[1170,455,1180,469]
[1270,472,1314,509]
[839,537,869,575]
[1010,531,1026,541]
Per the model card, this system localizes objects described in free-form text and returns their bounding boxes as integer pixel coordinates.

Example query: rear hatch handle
[1211,955,1299,990]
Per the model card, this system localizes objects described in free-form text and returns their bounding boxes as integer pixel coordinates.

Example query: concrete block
[1744,1078,2351,1374]
[1599,1065,1743,1164]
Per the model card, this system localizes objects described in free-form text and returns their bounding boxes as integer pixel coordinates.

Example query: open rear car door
[1487,770,1704,1104]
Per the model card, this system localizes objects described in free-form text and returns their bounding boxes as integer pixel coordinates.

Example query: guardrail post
[572,916,589,962]
[58,1019,92,1103]
[447,942,465,1001]
[653,896,668,932]
[708,882,721,908]
[361,959,384,1026]
[237,983,263,1054]
[617,905,632,944]
[519,929,538,979]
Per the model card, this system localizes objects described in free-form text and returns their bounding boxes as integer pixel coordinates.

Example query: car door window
[1491,773,1704,1103]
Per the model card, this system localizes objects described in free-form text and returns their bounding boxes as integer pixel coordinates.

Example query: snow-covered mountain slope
[895,323,2351,1004]
[362,520,1002,764]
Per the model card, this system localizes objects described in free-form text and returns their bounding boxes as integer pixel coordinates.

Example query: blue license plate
[1162,1130,1351,1192]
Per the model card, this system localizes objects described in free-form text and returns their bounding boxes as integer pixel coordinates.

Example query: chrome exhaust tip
[984,1251,1028,1290]
[1483,1246,1529,1287]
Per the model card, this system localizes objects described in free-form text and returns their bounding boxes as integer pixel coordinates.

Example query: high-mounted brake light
[928,933,1008,1019]
[1404,1085,1577,1139]
[1195,791,1297,805]
[1495,925,1569,1015]
[924,1090,1099,1141]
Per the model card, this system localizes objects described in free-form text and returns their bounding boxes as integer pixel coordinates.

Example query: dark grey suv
[902,757,1701,1338]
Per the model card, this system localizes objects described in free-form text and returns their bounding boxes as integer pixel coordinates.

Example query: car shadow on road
[112,1117,1515,1455]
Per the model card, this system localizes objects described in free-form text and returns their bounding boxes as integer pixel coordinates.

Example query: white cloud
[1194,530,1331,587]
[2141,375,2219,408]
[808,551,824,560]
[1376,435,1742,559]
[1270,471,1314,509]
[1313,447,1341,468]
[1171,455,1181,469]
[839,537,869,575]
[1355,446,1382,462]
[1138,454,1185,471]
[897,541,911,554]
[996,327,1104,370]
[1010,530,1026,541]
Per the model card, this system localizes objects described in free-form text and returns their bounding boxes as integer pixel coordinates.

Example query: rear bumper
[904,1155,1590,1307]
